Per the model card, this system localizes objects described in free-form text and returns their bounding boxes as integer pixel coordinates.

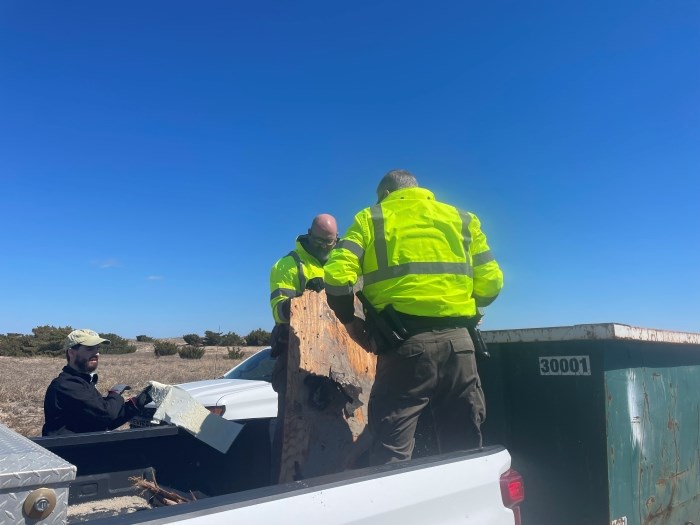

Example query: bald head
[310,214,338,239]
[305,213,338,263]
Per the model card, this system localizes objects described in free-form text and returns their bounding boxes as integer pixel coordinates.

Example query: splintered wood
[129,476,196,506]
[278,291,376,483]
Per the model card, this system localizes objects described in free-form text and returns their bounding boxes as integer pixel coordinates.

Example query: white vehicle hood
[175,378,278,420]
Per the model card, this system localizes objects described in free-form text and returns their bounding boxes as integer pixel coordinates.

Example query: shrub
[183,333,203,346]
[0,326,136,357]
[244,328,272,346]
[154,340,179,357]
[136,335,154,342]
[178,345,206,359]
[33,325,73,357]
[0,334,27,357]
[226,346,244,360]
[220,331,245,346]
[0,325,71,357]
[100,333,137,354]
[203,331,222,346]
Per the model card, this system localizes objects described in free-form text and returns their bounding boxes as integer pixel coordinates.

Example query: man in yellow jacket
[324,169,503,464]
[269,213,338,481]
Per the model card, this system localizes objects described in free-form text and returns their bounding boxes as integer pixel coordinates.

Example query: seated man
[42,328,152,436]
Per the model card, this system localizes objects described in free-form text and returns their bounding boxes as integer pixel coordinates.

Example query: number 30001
[538,356,591,376]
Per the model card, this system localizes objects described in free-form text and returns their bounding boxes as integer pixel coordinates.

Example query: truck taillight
[500,468,524,525]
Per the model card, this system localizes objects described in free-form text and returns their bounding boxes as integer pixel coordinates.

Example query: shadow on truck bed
[32,419,272,508]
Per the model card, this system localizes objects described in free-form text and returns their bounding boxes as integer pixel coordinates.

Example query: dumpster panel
[606,361,700,525]
[485,340,610,525]
[481,324,700,525]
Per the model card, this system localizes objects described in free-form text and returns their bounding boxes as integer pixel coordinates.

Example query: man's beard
[308,246,331,264]
[75,354,98,374]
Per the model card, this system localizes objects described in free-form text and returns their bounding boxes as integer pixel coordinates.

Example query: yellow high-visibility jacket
[269,238,326,324]
[324,187,503,318]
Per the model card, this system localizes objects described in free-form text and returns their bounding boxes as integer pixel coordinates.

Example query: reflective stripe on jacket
[324,187,503,318]
[269,238,326,323]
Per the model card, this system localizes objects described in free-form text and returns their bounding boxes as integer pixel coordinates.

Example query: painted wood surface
[278,290,376,482]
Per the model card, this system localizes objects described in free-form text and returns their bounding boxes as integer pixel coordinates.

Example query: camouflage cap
[63,329,111,351]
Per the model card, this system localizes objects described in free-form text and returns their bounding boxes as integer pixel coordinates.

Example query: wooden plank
[278,290,376,482]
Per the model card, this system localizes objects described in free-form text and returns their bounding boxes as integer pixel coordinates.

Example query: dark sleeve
[57,377,136,430]
[326,293,356,324]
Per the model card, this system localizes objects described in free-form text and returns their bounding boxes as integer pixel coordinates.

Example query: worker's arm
[467,212,504,307]
[269,256,301,324]
[324,213,366,323]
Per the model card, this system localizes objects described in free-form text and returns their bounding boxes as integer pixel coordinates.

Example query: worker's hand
[305,277,325,292]
[108,384,131,396]
[345,317,371,353]
[130,385,153,411]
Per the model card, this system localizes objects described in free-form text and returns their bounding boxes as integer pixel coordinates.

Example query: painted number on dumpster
[539,356,591,376]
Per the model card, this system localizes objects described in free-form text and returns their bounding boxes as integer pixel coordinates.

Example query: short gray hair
[376,169,418,201]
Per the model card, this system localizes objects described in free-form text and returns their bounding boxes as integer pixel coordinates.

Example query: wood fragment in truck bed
[67,495,150,522]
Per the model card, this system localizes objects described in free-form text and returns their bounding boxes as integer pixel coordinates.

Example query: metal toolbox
[1,422,76,524]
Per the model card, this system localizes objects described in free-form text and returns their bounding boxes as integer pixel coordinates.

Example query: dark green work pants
[368,327,485,464]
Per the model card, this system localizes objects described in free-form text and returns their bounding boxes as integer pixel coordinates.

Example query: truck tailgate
[109,446,516,525]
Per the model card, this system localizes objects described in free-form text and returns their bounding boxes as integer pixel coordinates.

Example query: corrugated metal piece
[0,423,76,524]
[483,323,700,345]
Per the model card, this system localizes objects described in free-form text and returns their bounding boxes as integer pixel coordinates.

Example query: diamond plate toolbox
[1,422,76,524]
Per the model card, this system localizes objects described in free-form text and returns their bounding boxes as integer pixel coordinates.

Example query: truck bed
[32,423,516,524]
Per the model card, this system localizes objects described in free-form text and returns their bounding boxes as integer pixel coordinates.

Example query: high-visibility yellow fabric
[269,238,326,324]
[324,187,503,318]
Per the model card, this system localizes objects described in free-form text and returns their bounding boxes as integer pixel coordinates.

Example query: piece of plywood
[278,290,376,482]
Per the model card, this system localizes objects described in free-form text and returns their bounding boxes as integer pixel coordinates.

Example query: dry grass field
[0,342,264,438]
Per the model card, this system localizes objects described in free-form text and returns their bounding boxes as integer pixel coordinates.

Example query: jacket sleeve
[467,212,504,307]
[269,256,300,324]
[57,377,136,430]
[324,211,367,322]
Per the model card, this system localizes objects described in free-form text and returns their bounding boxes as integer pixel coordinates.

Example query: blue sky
[1,1,698,338]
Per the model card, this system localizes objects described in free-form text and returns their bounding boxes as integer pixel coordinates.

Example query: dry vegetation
[0,341,264,438]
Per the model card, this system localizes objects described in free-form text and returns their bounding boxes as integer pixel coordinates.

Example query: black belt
[391,311,475,336]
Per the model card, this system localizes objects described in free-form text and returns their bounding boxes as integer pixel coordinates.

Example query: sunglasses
[309,235,338,248]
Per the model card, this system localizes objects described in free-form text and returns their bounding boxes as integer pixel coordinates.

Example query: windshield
[223,348,275,382]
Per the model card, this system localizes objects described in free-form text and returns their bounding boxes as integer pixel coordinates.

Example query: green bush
[220,331,245,346]
[179,345,206,359]
[203,330,222,346]
[244,328,272,346]
[136,335,154,342]
[33,325,73,357]
[226,346,244,360]
[183,333,203,346]
[0,326,135,357]
[154,340,179,357]
[0,326,72,357]
[0,334,28,357]
[100,333,137,354]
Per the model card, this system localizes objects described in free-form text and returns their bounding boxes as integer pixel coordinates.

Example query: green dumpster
[479,323,700,525]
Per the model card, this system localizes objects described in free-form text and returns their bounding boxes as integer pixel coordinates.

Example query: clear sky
[1,1,699,338]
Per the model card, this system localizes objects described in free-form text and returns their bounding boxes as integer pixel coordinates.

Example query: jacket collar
[382,187,435,203]
[62,365,99,385]
[295,235,324,265]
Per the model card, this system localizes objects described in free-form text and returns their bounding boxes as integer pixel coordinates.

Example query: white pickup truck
[2,333,526,525]
[1,420,523,524]
[131,347,278,427]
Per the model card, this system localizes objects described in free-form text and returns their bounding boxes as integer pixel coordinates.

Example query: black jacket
[42,365,138,436]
